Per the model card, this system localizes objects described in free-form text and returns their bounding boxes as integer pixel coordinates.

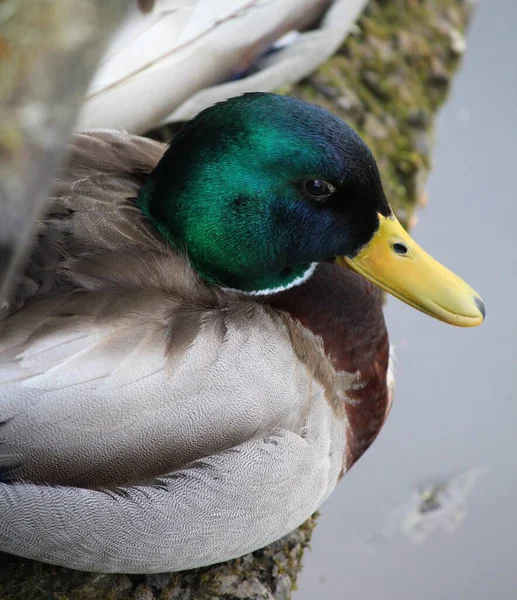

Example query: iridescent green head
[138,93,390,294]
[136,93,485,328]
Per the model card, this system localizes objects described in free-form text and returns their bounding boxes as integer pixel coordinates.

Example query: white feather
[77,0,368,133]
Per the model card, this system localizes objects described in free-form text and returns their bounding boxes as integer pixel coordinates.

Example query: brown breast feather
[269,263,391,471]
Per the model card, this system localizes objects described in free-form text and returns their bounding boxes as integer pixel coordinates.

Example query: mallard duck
[77,0,368,133]
[0,93,484,574]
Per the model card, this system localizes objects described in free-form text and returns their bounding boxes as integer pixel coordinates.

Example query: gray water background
[296,0,517,597]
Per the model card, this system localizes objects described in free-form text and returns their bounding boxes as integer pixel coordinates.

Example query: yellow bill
[336,214,485,327]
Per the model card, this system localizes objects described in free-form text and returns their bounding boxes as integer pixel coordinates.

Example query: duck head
[138,93,484,326]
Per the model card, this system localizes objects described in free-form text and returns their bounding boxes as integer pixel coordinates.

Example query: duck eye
[302,179,335,200]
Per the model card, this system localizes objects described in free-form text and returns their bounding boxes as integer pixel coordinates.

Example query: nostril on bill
[392,242,408,255]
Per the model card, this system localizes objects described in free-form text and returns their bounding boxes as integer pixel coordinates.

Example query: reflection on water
[296,1,517,598]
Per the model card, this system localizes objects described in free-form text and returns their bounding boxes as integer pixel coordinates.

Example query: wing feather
[0,413,344,573]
